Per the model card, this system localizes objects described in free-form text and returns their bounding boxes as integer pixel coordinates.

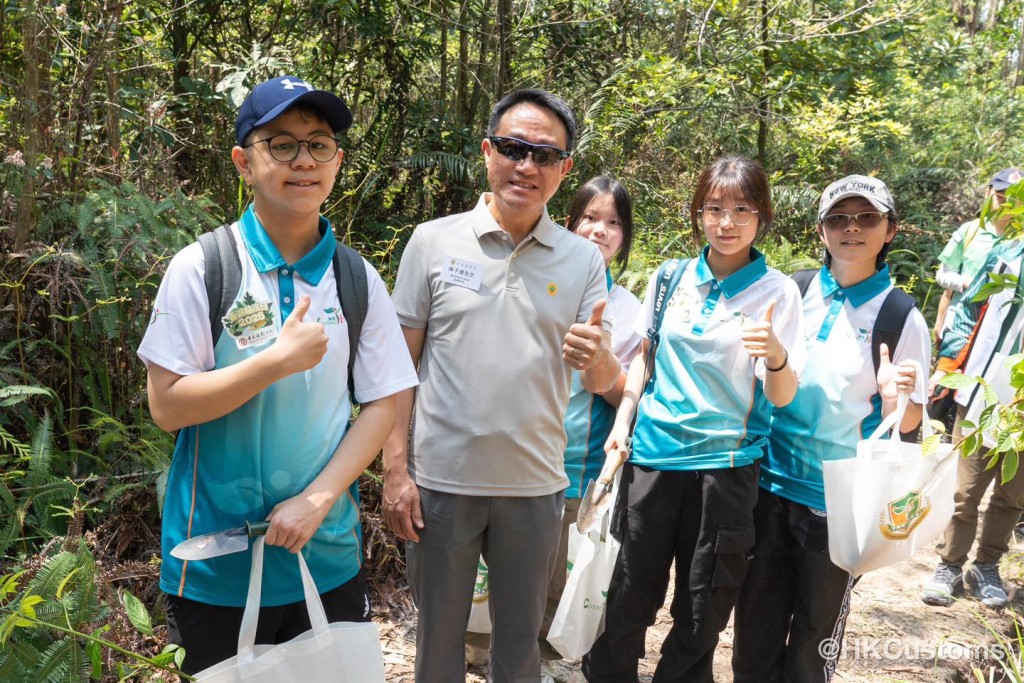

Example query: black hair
[566,176,635,277]
[690,155,773,242]
[487,89,577,152]
[242,102,335,148]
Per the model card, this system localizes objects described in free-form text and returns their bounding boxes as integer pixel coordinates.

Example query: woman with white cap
[732,175,930,683]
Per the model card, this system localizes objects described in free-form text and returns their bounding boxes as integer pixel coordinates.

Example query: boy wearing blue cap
[138,76,418,674]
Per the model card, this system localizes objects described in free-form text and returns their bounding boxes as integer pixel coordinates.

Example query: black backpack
[197,224,369,402]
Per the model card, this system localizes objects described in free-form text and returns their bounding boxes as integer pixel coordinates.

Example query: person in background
[929,168,1020,433]
[922,224,1024,611]
[932,168,1020,341]
[732,175,929,683]
[583,155,804,683]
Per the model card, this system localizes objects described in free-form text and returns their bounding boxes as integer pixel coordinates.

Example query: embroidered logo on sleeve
[222,292,278,349]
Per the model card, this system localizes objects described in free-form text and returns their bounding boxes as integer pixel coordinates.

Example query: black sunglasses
[488,136,571,167]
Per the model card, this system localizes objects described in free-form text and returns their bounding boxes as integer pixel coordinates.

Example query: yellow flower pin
[547,283,558,296]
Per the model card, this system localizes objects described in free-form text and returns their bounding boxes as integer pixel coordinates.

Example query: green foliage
[0,545,188,682]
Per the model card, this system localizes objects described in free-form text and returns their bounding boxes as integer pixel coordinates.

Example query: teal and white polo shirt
[762,265,930,511]
[138,205,418,607]
[629,247,806,471]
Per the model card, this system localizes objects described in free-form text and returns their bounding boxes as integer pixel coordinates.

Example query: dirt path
[376,537,1024,683]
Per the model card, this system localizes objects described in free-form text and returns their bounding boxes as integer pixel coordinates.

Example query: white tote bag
[547,472,621,661]
[823,379,956,577]
[195,538,386,683]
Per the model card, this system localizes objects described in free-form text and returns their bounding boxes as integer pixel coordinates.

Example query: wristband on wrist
[766,350,789,373]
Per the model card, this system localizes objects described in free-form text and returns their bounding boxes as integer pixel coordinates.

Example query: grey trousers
[408,487,564,683]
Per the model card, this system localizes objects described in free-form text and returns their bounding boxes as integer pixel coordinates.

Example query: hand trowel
[170,520,270,561]
[576,458,624,534]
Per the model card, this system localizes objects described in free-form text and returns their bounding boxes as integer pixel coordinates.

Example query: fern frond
[23,552,79,601]
[0,386,54,408]
[27,415,54,479]
[34,638,77,683]
[0,426,32,461]
[0,485,20,558]
[400,151,475,181]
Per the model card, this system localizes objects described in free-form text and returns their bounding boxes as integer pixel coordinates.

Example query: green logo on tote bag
[879,490,931,540]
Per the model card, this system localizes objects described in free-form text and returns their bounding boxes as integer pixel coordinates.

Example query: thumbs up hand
[741,300,786,368]
[876,343,917,401]
[564,299,608,370]
[273,295,329,375]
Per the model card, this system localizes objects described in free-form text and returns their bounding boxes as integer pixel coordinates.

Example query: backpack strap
[198,224,241,345]
[641,258,690,390]
[332,242,369,404]
[791,268,818,297]
[872,287,916,374]
[872,286,918,442]
[648,258,690,343]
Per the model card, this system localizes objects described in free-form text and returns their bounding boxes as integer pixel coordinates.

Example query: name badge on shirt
[441,257,484,291]
[222,291,279,350]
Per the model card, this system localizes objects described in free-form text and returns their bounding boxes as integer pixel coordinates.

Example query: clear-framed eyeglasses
[699,205,759,226]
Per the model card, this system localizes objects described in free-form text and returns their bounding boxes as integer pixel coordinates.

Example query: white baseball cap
[817,175,895,222]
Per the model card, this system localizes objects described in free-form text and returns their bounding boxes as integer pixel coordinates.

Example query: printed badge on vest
[222,290,279,349]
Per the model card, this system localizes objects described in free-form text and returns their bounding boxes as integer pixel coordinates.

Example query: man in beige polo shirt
[384,89,621,682]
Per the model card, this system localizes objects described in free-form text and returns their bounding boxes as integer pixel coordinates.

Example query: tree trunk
[1015,12,1024,86]
[457,0,470,123]
[672,3,689,54]
[14,1,40,251]
[984,0,999,30]
[756,0,771,165]
[439,0,449,119]
[469,0,491,130]
[495,0,513,98]
[106,6,123,176]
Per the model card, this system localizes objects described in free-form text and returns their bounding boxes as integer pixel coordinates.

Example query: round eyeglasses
[699,205,759,226]
[245,134,340,163]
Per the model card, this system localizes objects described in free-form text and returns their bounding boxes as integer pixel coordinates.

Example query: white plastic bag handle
[237,537,330,661]
[866,359,932,443]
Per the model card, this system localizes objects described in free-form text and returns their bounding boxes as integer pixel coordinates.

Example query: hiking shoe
[921,561,963,606]
[964,561,1009,609]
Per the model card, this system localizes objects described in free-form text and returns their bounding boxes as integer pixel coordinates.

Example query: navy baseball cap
[989,168,1023,191]
[234,75,352,146]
